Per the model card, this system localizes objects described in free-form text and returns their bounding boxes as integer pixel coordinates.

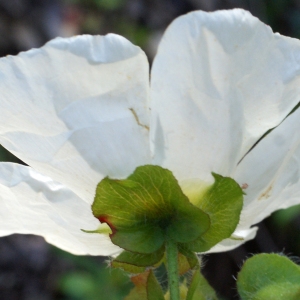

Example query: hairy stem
[166,238,180,300]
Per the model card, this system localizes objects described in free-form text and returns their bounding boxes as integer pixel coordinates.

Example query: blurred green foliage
[65,0,150,50]
[68,0,124,11]
[272,205,300,227]
[54,248,132,300]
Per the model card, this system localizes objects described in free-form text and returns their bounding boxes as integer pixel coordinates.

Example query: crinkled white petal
[151,9,300,184]
[206,227,258,253]
[234,107,300,231]
[0,34,150,204]
[0,162,120,256]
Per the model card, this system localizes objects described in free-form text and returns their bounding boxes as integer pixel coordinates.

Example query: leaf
[111,247,165,274]
[92,165,210,254]
[95,0,123,10]
[186,269,218,300]
[271,204,300,227]
[183,173,243,252]
[125,270,165,300]
[237,253,300,300]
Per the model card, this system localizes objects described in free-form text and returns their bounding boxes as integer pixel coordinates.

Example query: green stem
[166,238,180,300]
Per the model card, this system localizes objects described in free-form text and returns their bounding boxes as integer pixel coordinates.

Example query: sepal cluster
[91,165,244,255]
[89,165,244,299]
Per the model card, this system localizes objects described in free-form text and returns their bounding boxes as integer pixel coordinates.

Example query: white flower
[0,9,300,255]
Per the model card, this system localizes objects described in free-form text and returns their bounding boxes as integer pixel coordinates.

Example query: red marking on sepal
[98,215,117,236]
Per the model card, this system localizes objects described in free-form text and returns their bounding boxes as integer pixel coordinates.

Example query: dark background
[1,0,300,299]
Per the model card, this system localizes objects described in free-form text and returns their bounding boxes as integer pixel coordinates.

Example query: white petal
[234,107,300,230]
[0,34,150,203]
[150,9,300,183]
[206,227,258,253]
[0,162,120,256]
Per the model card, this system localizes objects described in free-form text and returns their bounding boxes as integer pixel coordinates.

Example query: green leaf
[92,165,210,254]
[271,204,300,227]
[237,253,300,300]
[186,269,218,300]
[95,0,123,10]
[111,247,165,274]
[125,270,165,300]
[183,173,243,252]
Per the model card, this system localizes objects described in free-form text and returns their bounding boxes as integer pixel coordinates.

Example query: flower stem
[166,238,180,300]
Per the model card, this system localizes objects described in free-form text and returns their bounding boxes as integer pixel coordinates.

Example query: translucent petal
[234,107,300,230]
[0,162,120,256]
[206,227,258,253]
[151,9,300,184]
[0,34,150,204]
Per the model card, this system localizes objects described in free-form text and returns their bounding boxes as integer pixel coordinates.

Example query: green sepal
[178,248,199,275]
[109,226,165,254]
[125,270,165,300]
[111,261,145,275]
[186,268,218,300]
[111,247,165,274]
[182,173,243,252]
[81,223,112,235]
[92,165,210,254]
[237,253,300,300]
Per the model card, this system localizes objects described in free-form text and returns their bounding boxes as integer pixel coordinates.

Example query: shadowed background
[1,0,300,299]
